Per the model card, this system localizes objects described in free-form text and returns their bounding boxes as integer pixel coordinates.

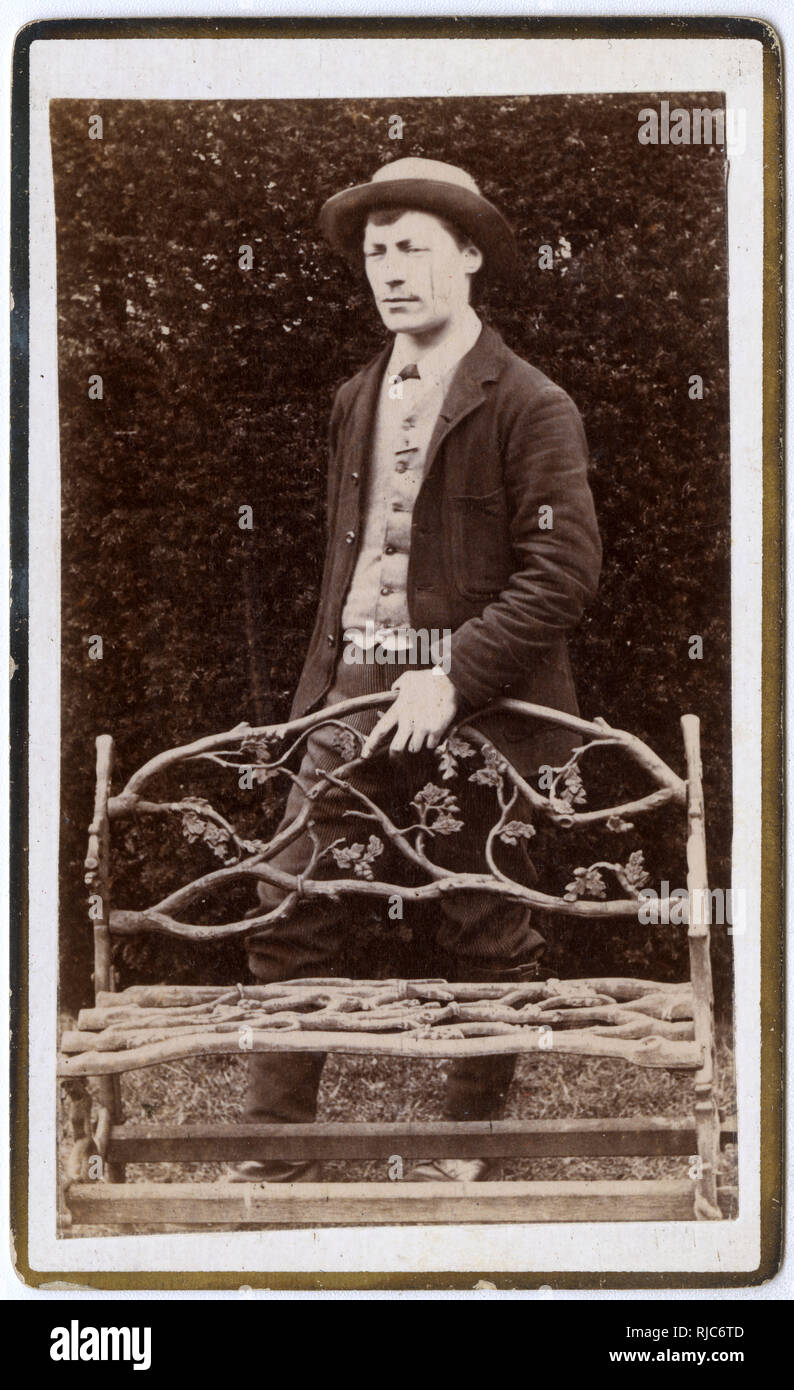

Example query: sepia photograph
[15,21,780,1287]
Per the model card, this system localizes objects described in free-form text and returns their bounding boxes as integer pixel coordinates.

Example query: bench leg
[98,1074,126,1183]
[86,736,126,1181]
[63,1077,99,1183]
[63,1075,125,1191]
[693,1081,722,1219]
[681,714,723,1221]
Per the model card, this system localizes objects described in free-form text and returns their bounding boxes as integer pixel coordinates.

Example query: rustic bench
[59,697,735,1228]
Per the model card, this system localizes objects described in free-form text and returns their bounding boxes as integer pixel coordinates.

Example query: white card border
[25,31,765,1276]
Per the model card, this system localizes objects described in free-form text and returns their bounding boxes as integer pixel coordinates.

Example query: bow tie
[397,362,421,381]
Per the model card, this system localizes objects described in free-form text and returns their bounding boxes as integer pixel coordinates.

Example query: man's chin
[381,311,445,337]
[381,310,429,333]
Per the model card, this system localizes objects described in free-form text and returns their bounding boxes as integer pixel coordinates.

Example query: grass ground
[60,1023,736,1237]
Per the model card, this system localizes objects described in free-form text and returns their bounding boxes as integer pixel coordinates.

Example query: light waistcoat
[341,307,482,647]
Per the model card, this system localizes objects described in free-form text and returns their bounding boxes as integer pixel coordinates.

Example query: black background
[19,1296,766,1370]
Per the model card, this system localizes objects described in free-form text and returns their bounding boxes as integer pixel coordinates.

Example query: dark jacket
[291,322,602,775]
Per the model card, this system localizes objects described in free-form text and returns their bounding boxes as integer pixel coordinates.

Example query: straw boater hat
[318,157,518,285]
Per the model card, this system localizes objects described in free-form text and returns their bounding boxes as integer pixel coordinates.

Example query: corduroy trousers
[245,653,545,1129]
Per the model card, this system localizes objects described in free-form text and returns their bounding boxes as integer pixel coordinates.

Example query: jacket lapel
[339,324,507,500]
[339,343,392,502]
[423,323,507,480]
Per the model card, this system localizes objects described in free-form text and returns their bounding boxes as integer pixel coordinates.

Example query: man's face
[363,209,481,336]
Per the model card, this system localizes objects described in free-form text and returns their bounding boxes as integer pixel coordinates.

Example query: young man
[233,157,601,1183]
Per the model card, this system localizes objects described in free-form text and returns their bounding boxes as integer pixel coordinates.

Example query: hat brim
[318,178,518,286]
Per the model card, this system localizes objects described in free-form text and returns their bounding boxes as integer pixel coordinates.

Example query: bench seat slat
[58,1026,703,1074]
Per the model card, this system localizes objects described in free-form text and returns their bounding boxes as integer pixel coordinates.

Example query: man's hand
[361,669,460,759]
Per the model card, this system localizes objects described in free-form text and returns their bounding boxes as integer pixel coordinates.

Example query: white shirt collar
[388,306,482,388]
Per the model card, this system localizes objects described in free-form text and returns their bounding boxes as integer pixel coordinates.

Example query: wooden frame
[60,700,733,1227]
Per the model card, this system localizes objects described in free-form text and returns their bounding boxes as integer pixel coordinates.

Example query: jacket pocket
[448,487,512,599]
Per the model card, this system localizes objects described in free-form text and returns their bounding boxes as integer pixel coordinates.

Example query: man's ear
[462,242,484,277]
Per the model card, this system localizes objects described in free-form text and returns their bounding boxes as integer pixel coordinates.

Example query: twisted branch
[101,696,689,944]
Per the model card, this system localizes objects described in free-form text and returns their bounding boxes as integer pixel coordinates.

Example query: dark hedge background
[52,95,732,1010]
